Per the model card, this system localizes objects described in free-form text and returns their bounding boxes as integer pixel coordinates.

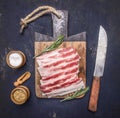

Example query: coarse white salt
[9,53,23,67]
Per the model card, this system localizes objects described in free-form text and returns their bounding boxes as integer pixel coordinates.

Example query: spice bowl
[10,85,30,105]
[6,50,26,69]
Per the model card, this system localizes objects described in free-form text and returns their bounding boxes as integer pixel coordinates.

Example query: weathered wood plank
[52,10,68,39]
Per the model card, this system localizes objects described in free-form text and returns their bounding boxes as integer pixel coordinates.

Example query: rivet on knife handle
[88,77,100,112]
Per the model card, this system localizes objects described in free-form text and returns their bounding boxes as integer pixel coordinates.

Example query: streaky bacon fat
[36,47,85,97]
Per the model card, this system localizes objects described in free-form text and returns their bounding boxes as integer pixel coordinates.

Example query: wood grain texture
[35,41,86,98]
[88,76,100,112]
[52,10,68,39]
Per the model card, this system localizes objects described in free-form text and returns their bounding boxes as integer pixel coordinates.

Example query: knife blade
[88,26,107,112]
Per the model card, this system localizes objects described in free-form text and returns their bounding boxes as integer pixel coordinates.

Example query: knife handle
[88,76,100,112]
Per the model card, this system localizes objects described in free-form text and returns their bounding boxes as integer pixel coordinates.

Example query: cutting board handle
[52,10,68,39]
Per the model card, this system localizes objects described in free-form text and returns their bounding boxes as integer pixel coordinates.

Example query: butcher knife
[88,26,107,112]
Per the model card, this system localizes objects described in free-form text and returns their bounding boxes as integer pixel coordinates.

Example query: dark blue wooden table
[0,0,120,118]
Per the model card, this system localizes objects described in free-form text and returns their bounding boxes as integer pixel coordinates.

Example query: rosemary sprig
[60,86,89,102]
[33,35,64,58]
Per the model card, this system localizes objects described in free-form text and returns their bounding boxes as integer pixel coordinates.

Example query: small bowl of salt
[6,50,26,69]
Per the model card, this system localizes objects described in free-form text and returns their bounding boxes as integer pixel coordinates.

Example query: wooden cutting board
[35,39,86,98]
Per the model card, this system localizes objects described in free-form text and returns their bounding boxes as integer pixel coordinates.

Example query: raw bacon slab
[36,47,85,98]
[35,41,86,98]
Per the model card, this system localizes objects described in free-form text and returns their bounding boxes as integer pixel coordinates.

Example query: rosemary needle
[60,86,89,102]
[33,35,64,58]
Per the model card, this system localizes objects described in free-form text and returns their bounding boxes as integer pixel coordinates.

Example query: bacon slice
[40,74,79,90]
[42,80,85,98]
[38,65,79,79]
[36,47,85,98]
